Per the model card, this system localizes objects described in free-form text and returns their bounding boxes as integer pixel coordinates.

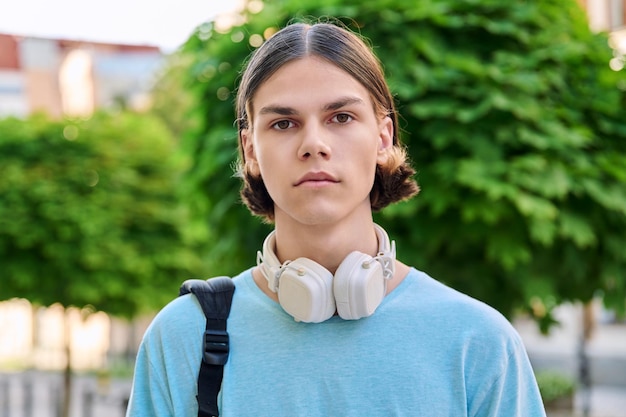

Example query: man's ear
[241,129,260,176]
[376,116,394,165]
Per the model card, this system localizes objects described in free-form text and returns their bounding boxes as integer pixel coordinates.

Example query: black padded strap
[179,277,235,417]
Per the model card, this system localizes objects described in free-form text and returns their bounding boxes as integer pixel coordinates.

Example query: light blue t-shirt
[126,268,546,416]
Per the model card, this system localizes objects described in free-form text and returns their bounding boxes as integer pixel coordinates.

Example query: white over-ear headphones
[256,224,396,323]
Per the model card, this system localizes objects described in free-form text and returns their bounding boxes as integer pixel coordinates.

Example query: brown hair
[236,21,419,222]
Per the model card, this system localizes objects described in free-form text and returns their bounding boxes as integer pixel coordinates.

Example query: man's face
[241,56,393,229]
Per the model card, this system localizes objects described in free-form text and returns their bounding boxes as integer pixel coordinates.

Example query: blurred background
[0,0,625,416]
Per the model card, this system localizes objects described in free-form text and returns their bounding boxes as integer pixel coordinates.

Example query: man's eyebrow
[258,105,298,116]
[323,96,365,111]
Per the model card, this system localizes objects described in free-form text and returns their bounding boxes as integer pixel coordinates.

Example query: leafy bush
[536,370,576,406]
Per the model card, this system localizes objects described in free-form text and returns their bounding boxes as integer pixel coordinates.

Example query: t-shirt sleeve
[126,295,205,417]
[468,329,546,417]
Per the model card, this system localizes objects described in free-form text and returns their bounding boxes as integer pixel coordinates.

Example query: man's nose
[297,122,332,160]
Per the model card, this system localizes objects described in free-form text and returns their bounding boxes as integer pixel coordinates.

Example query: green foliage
[150,53,200,141]
[535,370,576,404]
[0,112,204,317]
[170,0,626,324]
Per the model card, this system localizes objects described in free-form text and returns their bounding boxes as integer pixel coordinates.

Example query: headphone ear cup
[333,252,386,320]
[277,258,335,323]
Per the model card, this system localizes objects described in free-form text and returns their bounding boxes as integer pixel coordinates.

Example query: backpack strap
[179,276,235,417]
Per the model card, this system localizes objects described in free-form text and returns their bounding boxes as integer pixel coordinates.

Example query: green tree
[0,111,203,313]
[173,0,626,329]
[0,111,205,416]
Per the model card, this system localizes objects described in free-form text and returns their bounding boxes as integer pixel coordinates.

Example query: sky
[0,0,243,52]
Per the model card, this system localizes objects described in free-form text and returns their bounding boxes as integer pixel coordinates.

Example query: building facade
[580,0,626,32]
[0,34,163,118]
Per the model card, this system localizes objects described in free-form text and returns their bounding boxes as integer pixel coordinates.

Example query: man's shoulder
[141,290,206,349]
[404,268,520,336]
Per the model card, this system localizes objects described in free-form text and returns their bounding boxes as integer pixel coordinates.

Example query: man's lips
[294,172,339,186]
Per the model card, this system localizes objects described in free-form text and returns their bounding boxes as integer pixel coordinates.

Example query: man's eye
[332,113,353,124]
[272,120,293,130]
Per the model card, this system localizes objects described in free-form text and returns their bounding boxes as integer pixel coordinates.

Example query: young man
[126,21,547,416]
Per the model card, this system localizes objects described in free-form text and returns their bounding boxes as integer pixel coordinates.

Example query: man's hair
[235,21,419,222]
